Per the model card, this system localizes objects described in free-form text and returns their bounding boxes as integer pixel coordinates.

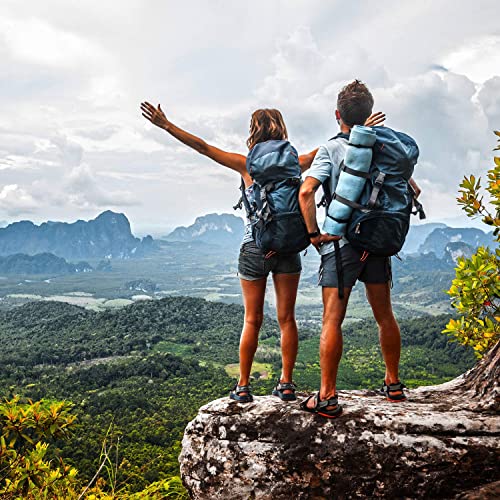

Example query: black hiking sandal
[229,384,253,403]
[272,379,297,401]
[380,380,407,402]
[300,392,343,419]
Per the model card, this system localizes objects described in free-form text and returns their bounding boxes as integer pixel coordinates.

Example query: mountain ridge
[0,210,154,260]
[164,213,245,246]
[419,226,494,257]
[0,253,93,275]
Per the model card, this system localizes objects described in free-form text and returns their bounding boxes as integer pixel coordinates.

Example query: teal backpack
[235,140,309,254]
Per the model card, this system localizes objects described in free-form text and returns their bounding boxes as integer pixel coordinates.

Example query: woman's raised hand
[364,112,385,127]
[141,101,169,129]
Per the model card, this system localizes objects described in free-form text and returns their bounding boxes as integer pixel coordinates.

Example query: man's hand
[321,234,342,243]
[141,101,170,130]
[409,178,422,198]
[365,112,385,127]
[310,233,341,251]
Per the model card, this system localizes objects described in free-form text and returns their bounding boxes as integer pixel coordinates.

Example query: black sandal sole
[386,396,406,403]
[229,394,253,403]
[300,394,343,419]
[272,389,297,401]
[301,405,343,419]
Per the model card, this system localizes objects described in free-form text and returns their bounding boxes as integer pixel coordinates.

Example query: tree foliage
[444,132,500,355]
[0,397,79,499]
[0,397,189,499]
[0,296,474,497]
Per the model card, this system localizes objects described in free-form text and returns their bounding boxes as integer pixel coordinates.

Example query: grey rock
[180,343,500,499]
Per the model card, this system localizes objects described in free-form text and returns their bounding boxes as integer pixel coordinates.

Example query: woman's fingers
[140,103,156,115]
[366,111,386,127]
[140,101,161,124]
[141,101,156,111]
[141,102,158,117]
[141,110,154,121]
[141,101,167,126]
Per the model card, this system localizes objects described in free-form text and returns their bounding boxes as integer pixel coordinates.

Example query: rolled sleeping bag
[323,125,377,236]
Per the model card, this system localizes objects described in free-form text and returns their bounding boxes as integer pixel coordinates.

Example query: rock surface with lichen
[179,343,500,499]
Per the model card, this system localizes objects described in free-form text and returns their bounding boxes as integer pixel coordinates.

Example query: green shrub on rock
[444,132,500,356]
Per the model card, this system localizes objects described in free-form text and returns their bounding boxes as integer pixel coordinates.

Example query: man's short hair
[337,80,374,126]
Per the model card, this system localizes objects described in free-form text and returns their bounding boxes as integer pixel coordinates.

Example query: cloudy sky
[1,0,499,235]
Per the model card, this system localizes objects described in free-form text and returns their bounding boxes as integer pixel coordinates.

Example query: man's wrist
[308,230,320,239]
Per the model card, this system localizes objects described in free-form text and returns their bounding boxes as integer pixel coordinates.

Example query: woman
[140,102,384,403]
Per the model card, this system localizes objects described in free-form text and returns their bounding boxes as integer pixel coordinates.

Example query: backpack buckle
[317,195,327,208]
[374,172,386,187]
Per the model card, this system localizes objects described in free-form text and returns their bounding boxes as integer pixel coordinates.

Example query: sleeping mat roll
[323,125,377,236]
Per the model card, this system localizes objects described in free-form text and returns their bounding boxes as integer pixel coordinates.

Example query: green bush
[0,396,79,499]
[443,132,500,355]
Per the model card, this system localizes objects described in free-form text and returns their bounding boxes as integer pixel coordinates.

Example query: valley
[0,297,475,491]
[0,210,488,495]
[0,211,490,324]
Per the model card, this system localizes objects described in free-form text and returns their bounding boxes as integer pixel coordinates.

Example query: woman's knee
[277,311,296,328]
[244,313,264,330]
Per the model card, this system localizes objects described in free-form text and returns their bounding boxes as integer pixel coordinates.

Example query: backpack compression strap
[334,239,344,299]
[256,182,274,223]
[366,172,386,209]
[317,133,351,209]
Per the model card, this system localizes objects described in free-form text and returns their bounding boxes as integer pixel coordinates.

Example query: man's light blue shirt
[305,135,349,256]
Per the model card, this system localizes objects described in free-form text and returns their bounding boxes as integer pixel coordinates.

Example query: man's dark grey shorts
[319,244,391,288]
[238,241,302,281]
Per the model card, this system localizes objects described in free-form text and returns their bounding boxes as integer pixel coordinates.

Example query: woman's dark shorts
[319,244,392,288]
[238,241,302,281]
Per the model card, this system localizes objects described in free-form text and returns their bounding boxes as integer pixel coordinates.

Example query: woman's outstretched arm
[141,101,248,178]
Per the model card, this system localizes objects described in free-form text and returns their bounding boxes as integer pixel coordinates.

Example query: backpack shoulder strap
[317,133,350,208]
[234,177,253,214]
[329,132,350,141]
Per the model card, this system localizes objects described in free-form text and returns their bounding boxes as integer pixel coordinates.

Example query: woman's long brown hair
[246,109,288,150]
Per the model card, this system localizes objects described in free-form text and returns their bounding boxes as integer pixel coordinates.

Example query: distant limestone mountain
[403,223,447,254]
[419,227,494,258]
[0,211,155,260]
[444,241,475,264]
[0,253,92,275]
[164,213,245,246]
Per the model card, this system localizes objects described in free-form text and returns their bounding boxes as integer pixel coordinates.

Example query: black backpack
[320,127,425,296]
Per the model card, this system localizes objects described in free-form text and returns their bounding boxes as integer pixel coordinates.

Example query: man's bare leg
[307,286,351,409]
[365,282,402,395]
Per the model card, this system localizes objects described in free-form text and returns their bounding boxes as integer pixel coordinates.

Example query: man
[299,80,418,418]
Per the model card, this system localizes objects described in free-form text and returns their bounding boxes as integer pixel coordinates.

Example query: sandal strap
[314,392,338,409]
[234,385,251,395]
[276,381,296,391]
[383,381,406,392]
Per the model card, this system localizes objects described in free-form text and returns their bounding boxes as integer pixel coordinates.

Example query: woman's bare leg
[273,273,300,392]
[238,277,267,393]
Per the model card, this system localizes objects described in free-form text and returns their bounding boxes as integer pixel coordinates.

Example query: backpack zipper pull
[355,223,361,234]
